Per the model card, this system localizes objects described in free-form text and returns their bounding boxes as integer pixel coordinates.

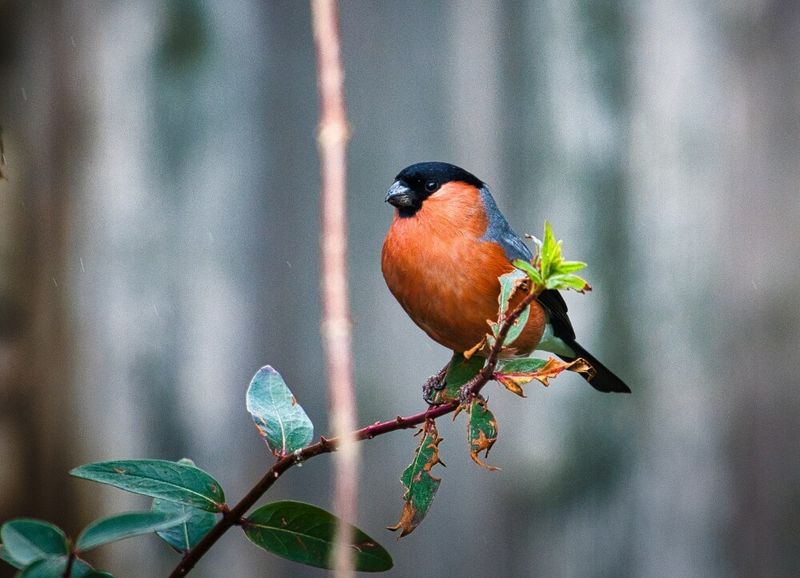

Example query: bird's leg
[422,363,450,405]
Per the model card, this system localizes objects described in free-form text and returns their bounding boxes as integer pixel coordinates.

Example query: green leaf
[432,353,484,403]
[512,258,543,286]
[151,498,216,553]
[468,398,499,471]
[70,460,225,512]
[554,260,587,274]
[495,271,531,347]
[75,511,191,552]
[495,358,548,374]
[247,365,314,457]
[497,270,518,318]
[494,357,591,395]
[243,501,392,572]
[17,556,95,578]
[246,366,314,457]
[545,273,591,292]
[0,520,66,567]
[516,224,589,293]
[389,421,443,537]
[540,221,561,278]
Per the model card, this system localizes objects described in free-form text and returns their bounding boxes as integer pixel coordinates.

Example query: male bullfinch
[381,162,630,394]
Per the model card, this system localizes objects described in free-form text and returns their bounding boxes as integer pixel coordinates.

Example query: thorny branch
[168,287,543,577]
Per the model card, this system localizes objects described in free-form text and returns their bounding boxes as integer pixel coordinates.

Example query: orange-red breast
[381,162,630,393]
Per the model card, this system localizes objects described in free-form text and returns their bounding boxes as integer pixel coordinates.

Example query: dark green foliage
[70,459,226,512]
[243,501,392,572]
[0,520,67,568]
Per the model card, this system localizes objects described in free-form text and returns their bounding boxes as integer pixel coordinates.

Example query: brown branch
[62,551,76,578]
[311,1,358,576]
[168,287,542,577]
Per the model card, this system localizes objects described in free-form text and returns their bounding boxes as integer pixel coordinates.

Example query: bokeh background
[1,1,799,577]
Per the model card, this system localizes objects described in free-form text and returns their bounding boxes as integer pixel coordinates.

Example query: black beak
[385,181,414,208]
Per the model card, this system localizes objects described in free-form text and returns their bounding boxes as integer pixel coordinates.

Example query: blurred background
[1,1,798,576]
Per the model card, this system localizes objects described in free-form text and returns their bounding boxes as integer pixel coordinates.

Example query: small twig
[169,286,542,577]
[62,550,76,578]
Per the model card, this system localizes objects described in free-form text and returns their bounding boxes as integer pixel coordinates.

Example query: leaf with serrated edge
[389,421,443,537]
[243,501,392,572]
[0,519,66,567]
[76,511,191,552]
[151,498,216,554]
[246,366,314,457]
[495,357,592,394]
[468,399,499,471]
[70,460,225,512]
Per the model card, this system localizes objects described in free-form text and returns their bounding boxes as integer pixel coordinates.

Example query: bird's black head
[385,162,484,217]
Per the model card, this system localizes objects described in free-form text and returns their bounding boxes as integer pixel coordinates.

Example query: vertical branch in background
[311,1,358,577]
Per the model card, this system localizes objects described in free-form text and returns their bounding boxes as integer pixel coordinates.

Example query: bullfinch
[381,161,630,394]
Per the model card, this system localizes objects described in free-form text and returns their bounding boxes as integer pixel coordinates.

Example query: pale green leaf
[246,366,314,457]
[76,511,191,552]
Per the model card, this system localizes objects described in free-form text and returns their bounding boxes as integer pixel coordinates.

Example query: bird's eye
[424,180,439,193]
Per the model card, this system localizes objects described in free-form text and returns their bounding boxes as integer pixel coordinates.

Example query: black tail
[559,340,631,394]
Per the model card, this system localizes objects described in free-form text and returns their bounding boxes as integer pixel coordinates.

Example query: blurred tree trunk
[723,3,800,576]
[0,2,80,563]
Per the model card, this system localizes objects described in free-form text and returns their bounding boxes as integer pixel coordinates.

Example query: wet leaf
[75,511,191,552]
[246,366,314,457]
[494,357,592,394]
[151,498,216,554]
[0,520,66,567]
[70,460,225,512]
[467,399,499,471]
[243,501,392,572]
[389,421,443,537]
[431,353,484,404]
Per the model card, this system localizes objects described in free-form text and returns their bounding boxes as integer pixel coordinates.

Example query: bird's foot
[422,367,449,405]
